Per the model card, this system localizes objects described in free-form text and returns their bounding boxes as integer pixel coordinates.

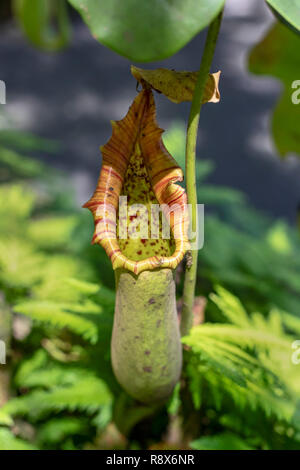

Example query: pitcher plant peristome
[84,88,190,275]
[84,85,191,403]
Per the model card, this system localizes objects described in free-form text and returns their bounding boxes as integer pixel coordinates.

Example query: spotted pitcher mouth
[83,87,189,275]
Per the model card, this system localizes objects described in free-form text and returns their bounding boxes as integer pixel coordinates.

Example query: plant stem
[181,9,223,337]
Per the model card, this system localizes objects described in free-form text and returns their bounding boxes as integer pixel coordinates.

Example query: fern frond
[14,300,99,343]
[190,432,254,450]
[3,376,112,420]
[0,146,46,179]
[27,216,79,250]
[0,184,35,224]
[183,286,299,429]
[0,410,13,427]
[0,428,36,450]
[15,364,91,390]
[0,238,45,288]
[187,324,291,352]
[209,286,250,327]
[37,417,87,445]
[281,311,300,336]
[14,349,48,388]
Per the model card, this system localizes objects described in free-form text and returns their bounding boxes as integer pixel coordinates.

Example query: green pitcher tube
[111,268,182,404]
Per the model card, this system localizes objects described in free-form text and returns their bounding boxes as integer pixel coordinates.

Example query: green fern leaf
[3,376,112,419]
[191,432,254,450]
[0,428,36,450]
[14,300,98,343]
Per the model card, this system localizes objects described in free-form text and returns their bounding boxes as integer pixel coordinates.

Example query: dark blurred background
[1,0,300,221]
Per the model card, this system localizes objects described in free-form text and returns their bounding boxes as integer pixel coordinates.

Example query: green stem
[181,9,223,337]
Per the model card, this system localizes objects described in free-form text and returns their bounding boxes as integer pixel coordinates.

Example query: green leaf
[183,287,299,425]
[249,22,300,157]
[0,429,36,450]
[0,238,45,288]
[0,147,46,180]
[31,257,93,301]
[16,365,92,390]
[37,417,86,445]
[14,350,48,388]
[198,185,246,207]
[27,216,78,249]
[266,0,300,33]
[266,222,293,255]
[0,185,35,226]
[14,300,99,343]
[131,66,221,103]
[13,0,71,52]
[64,278,100,295]
[3,376,112,419]
[0,410,14,427]
[209,285,250,328]
[0,130,59,153]
[68,0,225,62]
[191,432,254,450]
[281,311,300,335]
[167,383,181,416]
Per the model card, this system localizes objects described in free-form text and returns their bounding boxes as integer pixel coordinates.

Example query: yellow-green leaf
[266,0,300,33]
[131,66,221,104]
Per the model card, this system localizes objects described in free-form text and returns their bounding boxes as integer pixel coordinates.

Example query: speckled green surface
[111,268,182,404]
[117,143,175,262]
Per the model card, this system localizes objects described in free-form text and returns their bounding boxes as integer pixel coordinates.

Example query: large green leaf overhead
[13,0,71,52]
[249,22,300,157]
[68,0,225,62]
[266,0,300,33]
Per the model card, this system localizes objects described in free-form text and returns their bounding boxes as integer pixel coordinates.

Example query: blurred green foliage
[249,21,300,157]
[0,123,300,449]
[11,1,300,62]
[13,0,71,52]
